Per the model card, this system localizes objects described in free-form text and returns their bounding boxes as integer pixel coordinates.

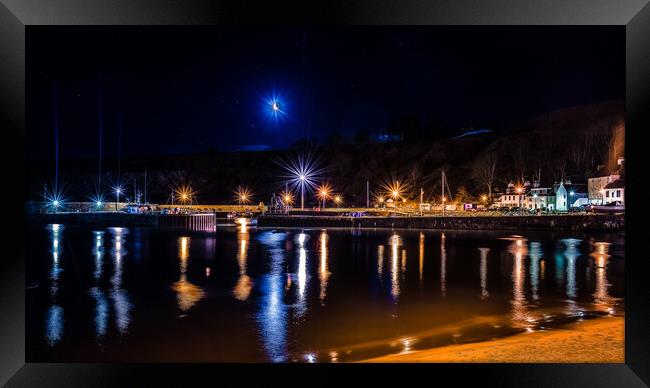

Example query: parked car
[587,201,624,213]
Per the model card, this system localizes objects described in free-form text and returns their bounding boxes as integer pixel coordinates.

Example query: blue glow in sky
[260,89,290,127]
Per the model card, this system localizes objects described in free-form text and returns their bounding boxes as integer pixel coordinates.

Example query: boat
[226,210,257,227]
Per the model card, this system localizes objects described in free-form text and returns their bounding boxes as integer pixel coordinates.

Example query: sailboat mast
[97,81,103,190]
[442,170,445,216]
[52,82,60,194]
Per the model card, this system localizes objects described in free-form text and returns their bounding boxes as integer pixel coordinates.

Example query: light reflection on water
[46,224,63,346]
[256,231,289,362]
[479,247,489,300]
[233,228,253,301]
[31,225,624,362]
[172,236,205,312]
[318,230,330,304]
[110,227,132,334]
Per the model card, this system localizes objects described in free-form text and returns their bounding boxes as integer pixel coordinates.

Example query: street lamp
[334,195,342,207]
[316,183,333,209]
[280,153,323,210]
[113,186,123,211]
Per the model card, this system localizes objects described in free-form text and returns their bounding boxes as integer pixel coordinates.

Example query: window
[616,190,621,197]
[606,191,610,198]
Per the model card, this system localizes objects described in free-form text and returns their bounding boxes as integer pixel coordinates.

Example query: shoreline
[26,212,624,232]
[360,316,624,363]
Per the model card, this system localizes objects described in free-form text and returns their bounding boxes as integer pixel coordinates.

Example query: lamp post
[300,175,306,210]
[115,188,121,211]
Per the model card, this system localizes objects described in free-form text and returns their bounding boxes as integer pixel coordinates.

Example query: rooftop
[603,179,625,189]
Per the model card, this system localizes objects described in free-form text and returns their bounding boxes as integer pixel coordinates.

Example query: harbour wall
[26,212,624,232]
[257,214,625,232]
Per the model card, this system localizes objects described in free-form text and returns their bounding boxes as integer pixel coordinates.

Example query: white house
[588,157,624,204]
[602,179,625,205]
[563,183,588,208]
[499,181,530,208]
[555,182,568,211]
[524,184,555,210]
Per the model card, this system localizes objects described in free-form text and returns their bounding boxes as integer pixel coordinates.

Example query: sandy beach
[362,316,624,363]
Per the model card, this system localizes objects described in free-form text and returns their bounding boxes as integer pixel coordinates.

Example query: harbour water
[26,224,624,362]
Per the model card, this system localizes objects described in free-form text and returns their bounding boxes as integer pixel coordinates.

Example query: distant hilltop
[26,100,624,206]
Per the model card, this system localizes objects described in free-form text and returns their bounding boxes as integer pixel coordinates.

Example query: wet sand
[362,316,624,363]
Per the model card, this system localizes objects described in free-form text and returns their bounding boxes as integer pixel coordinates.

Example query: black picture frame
[2,0,648,386]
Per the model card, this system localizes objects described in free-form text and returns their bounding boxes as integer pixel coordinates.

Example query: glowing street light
[42,184,67,213]
[234,185,253,206]
[316,183,333,209]
[174,184,196,205]
[516,187,524,215]
[112,183,125,211]
[88,192,106,212]
[334,195,342,207]
[279,152,324,210]
[381,180,408,203]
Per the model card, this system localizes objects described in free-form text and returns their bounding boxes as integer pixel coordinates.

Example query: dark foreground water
[26,224,624,362]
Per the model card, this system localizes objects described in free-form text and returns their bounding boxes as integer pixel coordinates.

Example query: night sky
[27,26,624,160]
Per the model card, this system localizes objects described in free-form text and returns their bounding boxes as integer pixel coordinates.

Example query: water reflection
[172,236,205,312]
[93,231,105,280]
[528,242,542,302]
[389,233,402,301]
[110,227,131,334]
[479,248,489,299]
[561,239,581,299]
[318,230,331,304]
[508,237,533,330]
[440,233,447,297]
[591,242,615,314]
[233,228,253,301]
[561,239,581,316]
[31,227,625,362]
[91,231,108,341]
[295,233,309,318]
[418,232,424,283]
[256,231,289,362]
[46,224,64,346]
[377,244,385,279]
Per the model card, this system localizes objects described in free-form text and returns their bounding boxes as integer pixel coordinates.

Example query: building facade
[602,179,625,205]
